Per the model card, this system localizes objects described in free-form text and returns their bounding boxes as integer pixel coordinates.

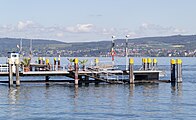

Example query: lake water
[0,57,196,120]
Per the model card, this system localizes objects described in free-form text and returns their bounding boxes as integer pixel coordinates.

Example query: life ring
[111,50,116,56]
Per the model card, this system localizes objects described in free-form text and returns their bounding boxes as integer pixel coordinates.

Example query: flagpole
[111,36,115,66]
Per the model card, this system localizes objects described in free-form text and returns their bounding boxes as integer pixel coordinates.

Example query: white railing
[0,64,8,72]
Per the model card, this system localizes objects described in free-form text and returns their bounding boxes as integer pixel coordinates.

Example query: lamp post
[111,36,115,66]
[125,35,130,70]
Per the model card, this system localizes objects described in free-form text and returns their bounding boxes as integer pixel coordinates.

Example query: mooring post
[74,58,79,85]
[43,57,46,64]
[94,58,99,67]
[129,58,134,84]
[147,58,152,70]
[153,58,157,70]
[170,59,176,83]
[8,58,13,87]
[38,57,41,64]
[143,58,147,70]
[58,57,60,70]
[15,59,20,86]
[176,59,182,83]
[85,75,89,86]
[54,57,56,71]
[45,76,50,85]
[46,58,51,71]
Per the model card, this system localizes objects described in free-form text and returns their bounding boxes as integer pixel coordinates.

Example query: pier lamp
[125,35,130,70]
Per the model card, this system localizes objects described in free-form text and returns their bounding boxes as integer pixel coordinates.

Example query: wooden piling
[129,58,134,84]
[176,59,182,83]
[170,59,176,83]
[95,74,100,85]
[8,59,13,87]
[15,59,20,86]
[94,58,99,67]
[85,75,89,86]
[46,58,51,71]
[142,58,147,70]
[54,58,56,71]
[38,57,41,64]
[45,76,50,85]
[147,58,152,70]
[58,57,60,70]
[74,58,79,85]
[153,58,157,70]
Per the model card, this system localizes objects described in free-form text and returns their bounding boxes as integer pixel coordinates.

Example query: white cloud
[56,32,64,37]
[17,20,34,30]
[134,23,186,37]
[66,24,94,33]
[0,21,188,42]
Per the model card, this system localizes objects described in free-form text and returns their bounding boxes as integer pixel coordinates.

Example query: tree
[79,59,88,71]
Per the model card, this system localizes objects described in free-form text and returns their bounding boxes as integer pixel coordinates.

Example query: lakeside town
[0,35,196,57]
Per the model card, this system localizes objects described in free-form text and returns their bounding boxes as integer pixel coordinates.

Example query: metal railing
[0,64,8,72]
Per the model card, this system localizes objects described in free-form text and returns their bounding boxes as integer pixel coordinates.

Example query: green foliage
[79,59,88,65]
[67,58,74,63]
[21,57,31,67]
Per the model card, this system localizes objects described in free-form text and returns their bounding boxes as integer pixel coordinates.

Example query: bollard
[147,58,152,70]
[170,59,176,83]
[54,57,56,71]
[8,58,13,87]
[152,58,157,70]
[46,59,50,71]
[43,57,46,64]
[129,58,134,84]
[74,58,79,85]
[58,57,61,70]
[94,58,99,67]
[15,59,20,86]
[38,57,41,64]
[142,58,147,70]
[176,59,182,83]
[46,58,50,65]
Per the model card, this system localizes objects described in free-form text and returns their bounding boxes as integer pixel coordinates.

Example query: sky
[0,0,195,42]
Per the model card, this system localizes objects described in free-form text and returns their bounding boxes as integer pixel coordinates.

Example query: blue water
[0,57,196,120]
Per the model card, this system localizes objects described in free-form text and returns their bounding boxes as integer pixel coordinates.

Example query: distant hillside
[0,35,195,57]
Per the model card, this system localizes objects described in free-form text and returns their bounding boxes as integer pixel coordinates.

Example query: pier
[0,54,178,87]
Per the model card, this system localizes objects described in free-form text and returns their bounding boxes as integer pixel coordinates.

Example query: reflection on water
[8,87,20,105]
[0,57,195,119]
[0,81,194,119]
[171,82,183,96]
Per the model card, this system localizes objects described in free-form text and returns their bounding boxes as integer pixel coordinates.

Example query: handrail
[0,64,8,72]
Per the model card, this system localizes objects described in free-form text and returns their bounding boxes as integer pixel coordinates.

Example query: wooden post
[85,75,89,86]
[15,59,20,86]
[8,59,13,87]
[153,58,157,70]
[54,57,56,71]
[38,57,41,64]
[42,57,46,65]
[94,58,99,67]
[147,58,152,70]
[45,76,50,85]
[176,59,182,83]
[74,58,79,85]
[170,59,176,83]
[95,74,100,85]
[58,57,60,70]
[143,58,147,70]
[46,58,51,71]
[129,58,134,84]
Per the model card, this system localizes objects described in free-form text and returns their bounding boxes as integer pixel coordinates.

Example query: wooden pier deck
[0,69,169,84]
